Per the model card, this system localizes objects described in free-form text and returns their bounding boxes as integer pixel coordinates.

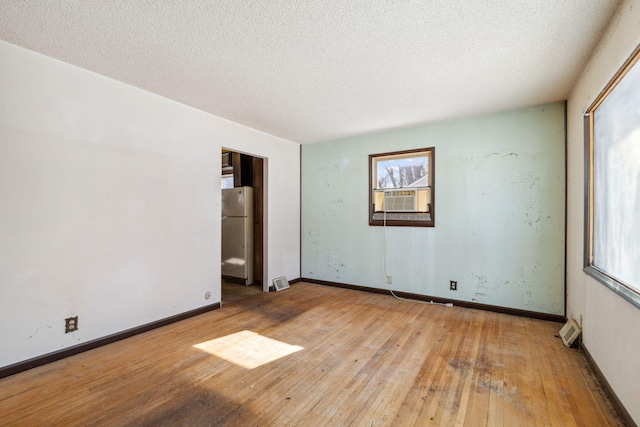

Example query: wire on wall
[382,211,453,307]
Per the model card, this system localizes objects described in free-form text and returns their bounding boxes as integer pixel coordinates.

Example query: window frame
[583,43,640,309]
[368,147,435,227]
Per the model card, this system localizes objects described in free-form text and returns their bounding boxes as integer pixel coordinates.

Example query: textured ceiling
[0,1,621,143]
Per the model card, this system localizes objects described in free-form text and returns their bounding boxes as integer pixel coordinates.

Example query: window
[369,147,435,227]
[584,44,640,309]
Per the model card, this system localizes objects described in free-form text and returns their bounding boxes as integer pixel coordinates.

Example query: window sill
[370,212,433,227]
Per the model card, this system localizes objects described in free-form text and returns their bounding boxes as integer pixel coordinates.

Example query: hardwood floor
[0,283,622,426]
[222,279,263,304]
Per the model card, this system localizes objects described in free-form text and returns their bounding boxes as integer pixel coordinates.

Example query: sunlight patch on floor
[194,330,303,369]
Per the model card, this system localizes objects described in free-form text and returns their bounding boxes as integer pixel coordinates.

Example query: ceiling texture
[0,1,622,143]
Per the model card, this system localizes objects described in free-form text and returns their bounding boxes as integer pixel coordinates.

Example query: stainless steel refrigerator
[221,186,254,285]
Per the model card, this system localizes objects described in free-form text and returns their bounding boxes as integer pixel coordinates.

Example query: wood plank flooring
[222,279,263,304]
[0,283,623,426]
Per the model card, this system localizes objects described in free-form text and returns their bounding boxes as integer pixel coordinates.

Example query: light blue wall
[302,103,565,315]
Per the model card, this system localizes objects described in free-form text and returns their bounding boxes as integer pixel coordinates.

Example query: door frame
[221,147,268,293]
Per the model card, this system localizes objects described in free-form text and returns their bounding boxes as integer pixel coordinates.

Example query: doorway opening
[221,149,265,304]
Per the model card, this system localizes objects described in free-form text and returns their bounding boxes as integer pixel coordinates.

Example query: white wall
[302,103,565,315]
[566,0,640,422]
[0,41,300,369]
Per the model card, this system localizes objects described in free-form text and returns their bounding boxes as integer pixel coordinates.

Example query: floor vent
[273,276,290,292]
[559,318,581,347]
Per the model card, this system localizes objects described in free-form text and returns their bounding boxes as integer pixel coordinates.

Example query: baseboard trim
[581,343,636,427]
[0,302,221,380]
[302,278,565,323]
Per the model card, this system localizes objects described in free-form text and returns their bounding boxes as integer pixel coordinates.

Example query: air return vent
[559,318,581,347]
[273,276,290,292]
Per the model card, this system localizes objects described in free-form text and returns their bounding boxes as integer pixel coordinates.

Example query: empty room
[1,1,639,426]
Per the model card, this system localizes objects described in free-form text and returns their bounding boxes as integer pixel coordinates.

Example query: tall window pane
[586,46,640,306]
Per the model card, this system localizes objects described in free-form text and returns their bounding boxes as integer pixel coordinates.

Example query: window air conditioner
[383,188,419,212]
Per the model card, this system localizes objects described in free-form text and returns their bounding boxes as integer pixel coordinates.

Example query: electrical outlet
[386,275,392,285]
[449,281,457,291]
[65,316,78,333]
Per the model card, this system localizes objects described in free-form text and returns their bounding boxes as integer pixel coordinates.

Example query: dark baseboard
[581,343,636,427]
[302,278,566,323]
[0,302,221,380]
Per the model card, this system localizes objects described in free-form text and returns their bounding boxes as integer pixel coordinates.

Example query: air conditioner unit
[383,188,418,212]
[559,318,582,347]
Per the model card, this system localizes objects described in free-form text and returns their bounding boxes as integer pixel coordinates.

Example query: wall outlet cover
[65,316,78,333]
